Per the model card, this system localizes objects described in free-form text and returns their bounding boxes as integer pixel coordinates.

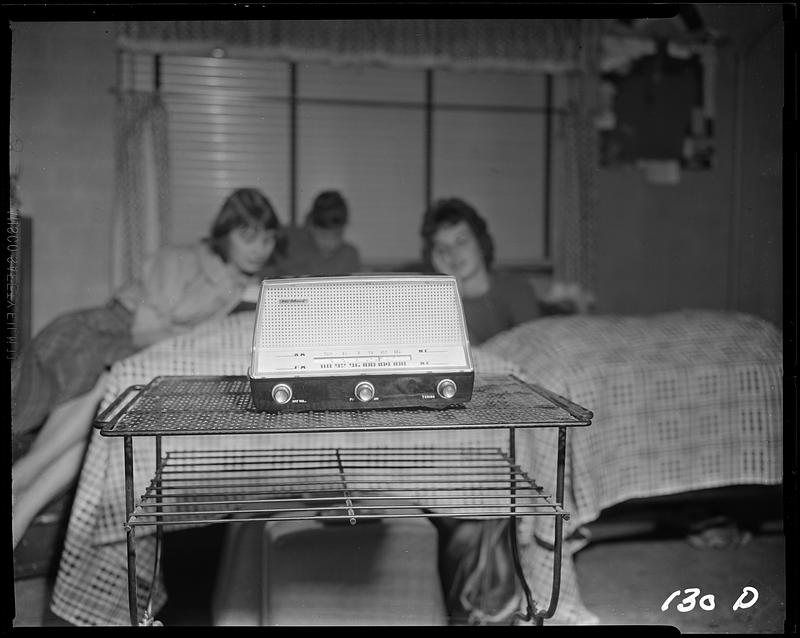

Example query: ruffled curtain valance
[116,19,600,74]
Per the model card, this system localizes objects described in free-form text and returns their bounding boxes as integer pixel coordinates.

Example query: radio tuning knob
[437,379,457,399]
[272,383,292,405]
[355,381,375,402]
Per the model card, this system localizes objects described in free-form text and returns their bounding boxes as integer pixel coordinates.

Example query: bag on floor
[442,518,522,625]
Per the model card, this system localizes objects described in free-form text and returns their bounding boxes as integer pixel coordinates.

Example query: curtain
[112,91,171,289]
[115,19,602,290]
[552,69,601,291]
[117,20,592,74]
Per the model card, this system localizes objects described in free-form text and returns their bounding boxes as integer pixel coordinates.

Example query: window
[432,70,549,267]
[120,52,560,270]
[122,54,290,243]
[295,63,426,266]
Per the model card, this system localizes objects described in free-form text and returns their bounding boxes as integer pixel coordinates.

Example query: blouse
[460,273,541,346]
[115,241,256,348]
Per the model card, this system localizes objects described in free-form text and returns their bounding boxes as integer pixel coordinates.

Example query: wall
[9,12,785,334]
[592,53,736,316]
[9,22,118,335]
[592,5,784,328]
[729,15,784,329]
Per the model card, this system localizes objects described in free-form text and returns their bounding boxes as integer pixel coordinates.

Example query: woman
[11,187,284,547]
[420,197,542,346]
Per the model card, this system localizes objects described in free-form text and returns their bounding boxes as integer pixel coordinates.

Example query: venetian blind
[123,53,291,243]
[433,70,548,266]
[120,53,554,266]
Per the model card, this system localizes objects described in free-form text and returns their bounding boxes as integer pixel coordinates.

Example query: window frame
[119,51,560,274]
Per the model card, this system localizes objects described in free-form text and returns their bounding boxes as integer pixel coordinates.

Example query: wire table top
[95,373,593,436]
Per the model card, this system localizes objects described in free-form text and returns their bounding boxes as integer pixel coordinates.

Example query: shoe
[686,516,753,549]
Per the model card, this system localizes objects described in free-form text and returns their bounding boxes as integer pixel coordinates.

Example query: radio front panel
[253,345,470,378]
[249,275,474,412]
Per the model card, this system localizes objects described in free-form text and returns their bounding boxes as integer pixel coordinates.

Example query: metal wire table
[95,373,592,627]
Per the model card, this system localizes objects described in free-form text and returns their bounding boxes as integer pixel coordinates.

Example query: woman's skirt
[10,299,140,461]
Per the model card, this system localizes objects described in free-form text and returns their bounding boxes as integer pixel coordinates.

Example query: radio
[248,274,474,412]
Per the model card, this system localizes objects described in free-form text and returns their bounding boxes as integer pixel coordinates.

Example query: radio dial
[437,379,457,399]
[272,383,292,405]
[355,381,375,402]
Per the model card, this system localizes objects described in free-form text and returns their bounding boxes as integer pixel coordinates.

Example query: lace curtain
[552,72,601,291]
[112,91,171,288]
[118,20,592,73]
[115,19,601,290]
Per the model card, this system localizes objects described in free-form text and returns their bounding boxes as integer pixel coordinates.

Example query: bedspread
[483,310,783,528]
[49,309,783,626]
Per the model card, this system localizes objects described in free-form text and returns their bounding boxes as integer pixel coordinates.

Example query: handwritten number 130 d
[661,587,759,612]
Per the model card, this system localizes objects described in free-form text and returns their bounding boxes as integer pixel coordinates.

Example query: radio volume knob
[437,379,457,399]
[355,381,375,403]
[272,383,292,405]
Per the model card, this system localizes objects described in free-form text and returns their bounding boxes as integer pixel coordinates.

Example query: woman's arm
[124,248,195,348]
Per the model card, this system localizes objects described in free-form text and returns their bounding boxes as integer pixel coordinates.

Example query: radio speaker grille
[257,279,463,348]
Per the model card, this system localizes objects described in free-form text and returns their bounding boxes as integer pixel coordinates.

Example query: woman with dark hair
[420,197,541,346]
[11,187,284,547]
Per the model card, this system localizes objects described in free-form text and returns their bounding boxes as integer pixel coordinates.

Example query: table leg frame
[125,427,569,627]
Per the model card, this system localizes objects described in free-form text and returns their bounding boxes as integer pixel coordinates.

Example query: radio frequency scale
[248,274,475,412]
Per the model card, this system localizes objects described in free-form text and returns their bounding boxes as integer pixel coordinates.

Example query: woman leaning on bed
[11,187,285,548]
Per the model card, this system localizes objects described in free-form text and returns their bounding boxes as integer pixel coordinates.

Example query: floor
[574,526,787,633]
[11,514,789,630]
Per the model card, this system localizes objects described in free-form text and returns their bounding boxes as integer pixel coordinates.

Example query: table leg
[508,426,568,626]
[508,427,539,624]
[123,435,139,626]
[141,435,164,626]
[537,426,568,622]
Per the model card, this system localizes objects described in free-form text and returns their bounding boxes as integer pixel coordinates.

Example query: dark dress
[10,300,139,461]
[460,273,542,345]
[275,226,361,277]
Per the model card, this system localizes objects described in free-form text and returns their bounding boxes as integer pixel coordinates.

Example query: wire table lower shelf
[131,446,564,527]
[95,373,592,627]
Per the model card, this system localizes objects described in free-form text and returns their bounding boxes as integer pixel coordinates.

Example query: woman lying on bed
[11,187,285,548]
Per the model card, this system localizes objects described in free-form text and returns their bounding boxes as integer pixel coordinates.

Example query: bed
[49,308,783,626]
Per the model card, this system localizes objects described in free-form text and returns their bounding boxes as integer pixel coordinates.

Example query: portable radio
[248,274,474,412]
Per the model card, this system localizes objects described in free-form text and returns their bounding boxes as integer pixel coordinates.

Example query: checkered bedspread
[49,310,783,626]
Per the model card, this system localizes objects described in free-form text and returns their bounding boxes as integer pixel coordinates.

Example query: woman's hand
[540,281,596,315]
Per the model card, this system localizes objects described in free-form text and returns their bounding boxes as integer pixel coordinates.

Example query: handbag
[440,518,522,625]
